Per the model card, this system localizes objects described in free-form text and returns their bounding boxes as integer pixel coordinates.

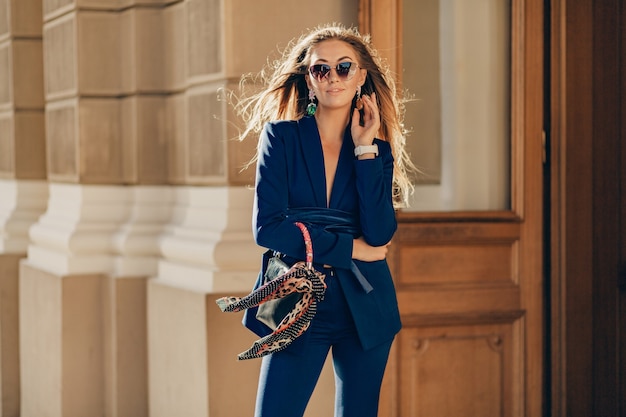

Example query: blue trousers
[254,268,393,417]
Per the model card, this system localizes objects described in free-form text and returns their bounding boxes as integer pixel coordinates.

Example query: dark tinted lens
[336,62,353,76]
[310,64,331,80]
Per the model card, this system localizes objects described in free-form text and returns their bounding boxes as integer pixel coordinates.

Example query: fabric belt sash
[284,207,374,293]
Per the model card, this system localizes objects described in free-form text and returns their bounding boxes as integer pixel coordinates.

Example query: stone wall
[0,0,358,415]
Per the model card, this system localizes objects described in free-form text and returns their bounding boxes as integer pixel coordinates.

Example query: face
[305,39,367,113]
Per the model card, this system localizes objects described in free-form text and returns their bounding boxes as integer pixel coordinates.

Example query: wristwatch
[354,144,379,157]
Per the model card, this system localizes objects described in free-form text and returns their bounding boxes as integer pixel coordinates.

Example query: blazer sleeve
[354,139,397,246]
[252,122,354,269]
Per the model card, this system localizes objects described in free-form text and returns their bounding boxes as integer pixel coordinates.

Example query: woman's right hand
[352,237,390,262]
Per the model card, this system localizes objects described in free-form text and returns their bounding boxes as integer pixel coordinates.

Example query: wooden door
[621,7,626,410]
[591,2,626,414]
[550,0,626,415]
[359,1,545,416]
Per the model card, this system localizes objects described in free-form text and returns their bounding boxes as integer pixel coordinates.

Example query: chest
[286,141,358,211]
[321,140,342,207]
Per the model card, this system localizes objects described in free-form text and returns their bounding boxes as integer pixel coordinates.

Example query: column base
[146,279,336,417]
[19,263,103,417]
[147,279,260,417]
[19,262,150,417]
[0,254,22,417]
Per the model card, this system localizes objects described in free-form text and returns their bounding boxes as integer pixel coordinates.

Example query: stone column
[0,1,47,416]
[15,0,358,416]
[146,2,358,417]
[146,2,263,416]
[22,184,171,417]
[20,1,174,417]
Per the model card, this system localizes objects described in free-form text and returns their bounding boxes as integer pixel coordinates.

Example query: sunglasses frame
[308,62,359,82]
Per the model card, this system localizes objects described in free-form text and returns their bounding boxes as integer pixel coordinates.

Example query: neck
[314,107,350,143]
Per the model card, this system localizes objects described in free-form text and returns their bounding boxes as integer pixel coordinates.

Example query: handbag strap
[294,222,313,269]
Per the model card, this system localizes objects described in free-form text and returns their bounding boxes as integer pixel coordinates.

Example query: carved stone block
[224,81,256,186]
[165,93,185,183]
[14,111,46,179]
[0,0,8,40]
[46,98,127,183]
[42,0,74,22]
[186,86,225,181]
[75,0,178,10]
[44,10,128,98]
[43,13,77,100]
[0,111,13,175]
[43,0,180,19]
[120,95,168,184]
[77,98,124,183]
[163,2,185,91]
[12,39,44,109]
[0,40,44,110]
[120,8,166,94]
[7,0,43,37]
[45,99,77,181]
[76,11,123,96]
[0,110,44,179]
[187,0,221,80]
[0,41,10,108]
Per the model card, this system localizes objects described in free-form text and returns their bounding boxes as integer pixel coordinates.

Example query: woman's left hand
[351,92,381,147]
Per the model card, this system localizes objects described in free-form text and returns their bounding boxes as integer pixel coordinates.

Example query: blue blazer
[242,116,402,351]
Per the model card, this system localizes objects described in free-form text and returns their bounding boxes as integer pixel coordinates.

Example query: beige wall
[0,0,45,180]
[0,254,21,417]
[1,0,359,416]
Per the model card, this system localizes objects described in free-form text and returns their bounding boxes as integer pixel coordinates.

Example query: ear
[305,74,313,90]
[357,68,367,86]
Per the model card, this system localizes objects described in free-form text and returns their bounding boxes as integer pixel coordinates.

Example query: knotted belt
[284,207,373,293]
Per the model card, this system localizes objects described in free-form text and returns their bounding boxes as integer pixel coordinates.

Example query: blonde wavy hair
[235,23,415,208]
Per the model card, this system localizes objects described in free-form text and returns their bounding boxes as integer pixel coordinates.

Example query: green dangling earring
[306,89,317,116]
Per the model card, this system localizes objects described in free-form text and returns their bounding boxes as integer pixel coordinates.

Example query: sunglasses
[308,62,359,82]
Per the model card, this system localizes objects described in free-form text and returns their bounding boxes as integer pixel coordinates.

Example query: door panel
[398,323,518,417]
[394,222,522,317]
[360,0,544,416]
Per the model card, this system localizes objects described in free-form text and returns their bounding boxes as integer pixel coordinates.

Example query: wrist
[352,238,361,259]
[354,144,378,158]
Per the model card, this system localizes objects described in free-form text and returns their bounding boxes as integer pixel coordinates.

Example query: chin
[319,100,352,111]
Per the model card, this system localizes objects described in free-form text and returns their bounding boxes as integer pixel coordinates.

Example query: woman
[235,24,414,417]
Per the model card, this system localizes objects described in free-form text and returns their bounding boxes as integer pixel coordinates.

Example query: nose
[327,68,340,83]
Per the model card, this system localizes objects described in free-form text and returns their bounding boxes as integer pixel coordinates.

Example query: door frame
[359,0,545,416]
[550,0,625,416]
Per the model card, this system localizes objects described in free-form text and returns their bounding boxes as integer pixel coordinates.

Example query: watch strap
[354,144,379,157]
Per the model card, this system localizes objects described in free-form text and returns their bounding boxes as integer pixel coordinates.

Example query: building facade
[2,0,625,417]
[1,1,358,416]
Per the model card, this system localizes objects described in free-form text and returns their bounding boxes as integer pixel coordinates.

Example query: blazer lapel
[297,117,326,207]
[328,127,356,208]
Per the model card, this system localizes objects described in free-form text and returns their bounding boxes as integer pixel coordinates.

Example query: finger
[351,107,361,129]
[362,96,374,120]
[366,94,379,118]
[365,95,379,120]
[364,97,380,128]
[365,93,379,114]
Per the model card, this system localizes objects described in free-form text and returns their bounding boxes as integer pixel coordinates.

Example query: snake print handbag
[255,252,303,329]
[215,222,327,360]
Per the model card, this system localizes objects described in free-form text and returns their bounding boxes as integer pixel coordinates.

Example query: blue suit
[245,116,401,417]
